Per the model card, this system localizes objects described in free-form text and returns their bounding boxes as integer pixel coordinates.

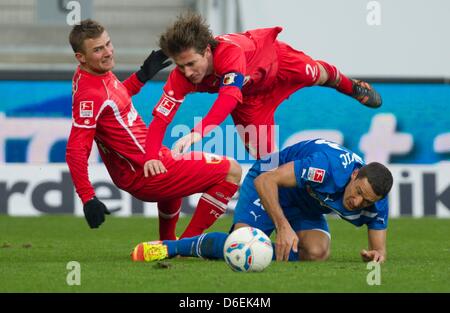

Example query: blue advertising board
[0,80,449,164]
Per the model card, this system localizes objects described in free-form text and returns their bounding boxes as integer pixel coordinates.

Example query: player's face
[173,46,213,84]
[343,170,381,210]
[76,31,115,75]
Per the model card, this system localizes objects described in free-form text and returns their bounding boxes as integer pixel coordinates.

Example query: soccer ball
[223,226,273,272]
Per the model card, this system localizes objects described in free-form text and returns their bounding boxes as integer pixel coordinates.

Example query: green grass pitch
[0,215,449,292]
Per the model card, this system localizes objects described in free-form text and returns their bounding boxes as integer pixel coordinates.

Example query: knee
[315,61,340,86]
[314,63,328,85]
[225,159,242,185]
[302,245,330,261]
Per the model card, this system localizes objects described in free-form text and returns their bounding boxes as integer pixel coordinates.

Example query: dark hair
[357,162,393,198]
[69,19,105,53]
[159,12,219,57]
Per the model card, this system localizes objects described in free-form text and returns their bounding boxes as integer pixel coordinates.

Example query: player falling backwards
[132,139,393,263]
[66,19,242,240]
[143,12,383,178]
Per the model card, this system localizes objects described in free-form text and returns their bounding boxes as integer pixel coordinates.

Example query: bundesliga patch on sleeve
[156,97,176,116]
[220,72,244,88]
[80,101,94,118]
[307,167,326,183]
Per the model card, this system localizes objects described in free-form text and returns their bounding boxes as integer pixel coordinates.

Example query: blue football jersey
[254,139,389,230]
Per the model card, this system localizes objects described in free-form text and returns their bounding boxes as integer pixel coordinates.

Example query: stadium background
[0,0,449,219]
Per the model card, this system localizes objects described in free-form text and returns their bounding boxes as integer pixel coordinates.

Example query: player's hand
[136,49,172,83]
[275,224,299,261]
[144,159,167,177]
[360,249,385,263]
[172,132,202,156]
[83,197,111,229]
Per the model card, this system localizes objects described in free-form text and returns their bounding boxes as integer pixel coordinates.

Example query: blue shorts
[232,166,330,238]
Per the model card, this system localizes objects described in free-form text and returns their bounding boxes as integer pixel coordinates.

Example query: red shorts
[231,41,320,158]
[129,148,230,202]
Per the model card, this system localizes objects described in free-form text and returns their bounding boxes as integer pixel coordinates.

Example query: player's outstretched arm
[173,93,239,155]
[254,162,299,261]
[66,126,112,229]
[136,49,172,84]
[172,132,202,155]
[123,49,172,96]
[361,229,387,263]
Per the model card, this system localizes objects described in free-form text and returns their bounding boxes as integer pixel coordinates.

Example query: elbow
[254,173,269,194]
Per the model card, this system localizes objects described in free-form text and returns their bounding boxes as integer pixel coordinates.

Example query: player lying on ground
[66,19,242,240]
[144,12,383,171]
[132,139,393,263]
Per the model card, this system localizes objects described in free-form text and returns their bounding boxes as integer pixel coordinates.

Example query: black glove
[136,49,172,83]
[83,197,111,229]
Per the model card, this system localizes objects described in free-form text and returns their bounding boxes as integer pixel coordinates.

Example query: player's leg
[157,198,182,240]
[164,221,251,260]
[132,149,240,238]
[296,229,330,261]
[315,60,382,108]
[290,213,331,261]
[179,157,241,238]
[130,232,231,262]
[131,167,262,262]
[276,41,381,108]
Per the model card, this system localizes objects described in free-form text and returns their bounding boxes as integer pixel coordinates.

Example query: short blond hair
[69,19,105,53]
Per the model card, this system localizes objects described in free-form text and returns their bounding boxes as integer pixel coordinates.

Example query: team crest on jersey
[307,167,326,183]
[220,72,244,88]
[222,73,237,85]
[156,97,176,116]
[80,101,94,118]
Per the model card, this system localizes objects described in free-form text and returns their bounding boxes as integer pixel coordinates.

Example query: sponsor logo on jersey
[307,167,326,183]
[156,97,176,116]
[80,101,94,118]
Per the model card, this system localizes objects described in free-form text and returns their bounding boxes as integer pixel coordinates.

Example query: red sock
[180,180,238,238]
[158,198,182,240]
[317,60,353,95]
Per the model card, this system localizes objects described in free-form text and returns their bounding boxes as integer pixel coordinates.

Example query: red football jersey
[66,67,146,204]
[145,27,284,159]
[152,27,282,122]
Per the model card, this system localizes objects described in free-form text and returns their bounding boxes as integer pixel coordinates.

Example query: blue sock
[163,232,228,259]
[271,243,300,261]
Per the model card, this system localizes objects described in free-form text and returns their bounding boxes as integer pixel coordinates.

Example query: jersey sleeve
[214,43,246,104]
[366,197,389,230]
[122,72,145,97]
[144,116,169,160]
[152,69,193,123]
[66,125,96,204]
[293,152,330,190]
[68,87,107,204]
[145,69,193,159]
[191,93,238,136]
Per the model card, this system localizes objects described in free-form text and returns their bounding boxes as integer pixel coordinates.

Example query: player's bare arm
[361,229,387,263]
[254,162,299,261]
